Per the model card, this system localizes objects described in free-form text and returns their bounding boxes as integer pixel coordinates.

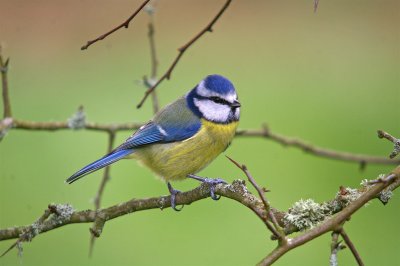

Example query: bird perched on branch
[66,74,241,210]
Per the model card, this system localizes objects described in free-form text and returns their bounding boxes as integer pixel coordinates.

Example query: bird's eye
[210,96,228,105]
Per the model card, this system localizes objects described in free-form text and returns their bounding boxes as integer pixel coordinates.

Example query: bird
[66,74,241,211]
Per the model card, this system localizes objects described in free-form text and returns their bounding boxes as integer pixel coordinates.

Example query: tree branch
[145,3,160,114]
[0,180,280,242]
[339,229,364,266]
[80,0,150,50]
[236,125,400,165]
[227,156,284,241]
[89,131,116,255]
[258,166,400,265]
[314,0,320,13]
[329,232,345,266]
[0,49,11,118]
[10,119,142,132]
[378,130,400,159]
[136,0,233,108]
[1,166,399,265]
[2,117,398,166]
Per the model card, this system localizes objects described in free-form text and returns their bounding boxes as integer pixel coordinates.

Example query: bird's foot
[167,182,184,211]
[187,174,227,200]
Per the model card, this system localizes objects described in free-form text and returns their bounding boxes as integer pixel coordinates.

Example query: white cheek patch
[196,81,237,103]
[194,98,231,123]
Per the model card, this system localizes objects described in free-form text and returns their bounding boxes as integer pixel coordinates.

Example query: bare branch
[314,0,320,13]
[236,125,400,165]
[329,232,345,266]
[93,132,116,210]
[145,3,160,114]
[2,166,399,263]
[3,118,397,166]
[10,119,142,132]
[377,130,400,159]
[0,180,281,243]
[1,205,56,257]
[226,156,284,241]
[1,115,396,167]
[339,229,364,266]
[0,49,11,118]
[258,166,400,265]
[80,0,151,50]
[136,0,233,108]
[89,131,116,256]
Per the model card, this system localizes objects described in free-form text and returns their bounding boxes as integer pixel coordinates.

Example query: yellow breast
[134,119,238,181]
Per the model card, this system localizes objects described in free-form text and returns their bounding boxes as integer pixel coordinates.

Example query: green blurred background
[0,0,399,265]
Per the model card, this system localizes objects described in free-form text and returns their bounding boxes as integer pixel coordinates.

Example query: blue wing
[66,149,133,184]
[66,97,201,184]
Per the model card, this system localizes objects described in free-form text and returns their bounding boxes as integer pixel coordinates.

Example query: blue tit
[66,74,241,210]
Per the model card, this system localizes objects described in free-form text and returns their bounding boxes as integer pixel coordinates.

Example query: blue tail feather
[66,149,134,184]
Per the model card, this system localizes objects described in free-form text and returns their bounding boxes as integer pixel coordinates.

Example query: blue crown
[203,74,235,95]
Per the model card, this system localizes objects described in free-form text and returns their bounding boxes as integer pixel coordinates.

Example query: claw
[187,174,227,200]
[167,182,184,211]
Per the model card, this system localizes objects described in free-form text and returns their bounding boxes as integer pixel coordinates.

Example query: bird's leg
[187,174,227,200]
[167,182,184,211]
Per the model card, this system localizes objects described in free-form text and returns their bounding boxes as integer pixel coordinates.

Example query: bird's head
[187,74,240,124]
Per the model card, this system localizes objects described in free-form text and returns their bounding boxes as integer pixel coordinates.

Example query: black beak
[230,100,241,108]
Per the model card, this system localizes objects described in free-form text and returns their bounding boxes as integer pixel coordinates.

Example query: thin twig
[89,131,116,256]
[0,50,11,118]
[339,229,364,266]
[236,126,400,165]
[226,156,283,240]
[377,130,400,159]
[3,119,398,165]
[0,241,17,258]
[136,0,233,108]
[329,232,343,266]
[93,132,116,209]
[10,119,142,132]
[258,166,400,265]
[314,0,320,13]
[1,205,53,257]
[81,0,151,50]
[146,4,160,114]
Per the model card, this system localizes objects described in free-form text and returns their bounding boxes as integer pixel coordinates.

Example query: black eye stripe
[193,93,232,106]
[210,96,230,105]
